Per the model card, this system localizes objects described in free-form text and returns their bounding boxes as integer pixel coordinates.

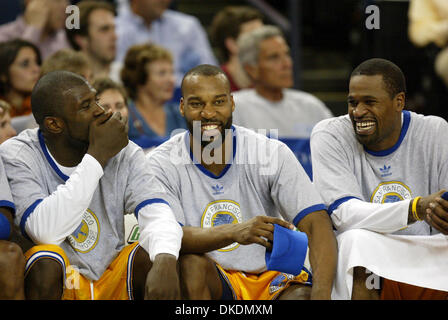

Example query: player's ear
[394,92,405,111]
[179,97,185,117]
[43,116,64,134]
[230,94,235,113]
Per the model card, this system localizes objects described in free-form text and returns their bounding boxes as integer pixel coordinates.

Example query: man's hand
[416,190,448,234]
[145,254,180,300]
[87,111,129,168]
[231,216,295,251]
[24,0,50,29]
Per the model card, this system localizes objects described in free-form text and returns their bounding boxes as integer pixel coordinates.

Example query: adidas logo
[212,184,224,195]
[379,165,392,177]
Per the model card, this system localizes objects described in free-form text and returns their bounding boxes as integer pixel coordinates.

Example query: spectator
[408,0,448,88]
[120,43,186,146]
[0,0,70,60]
[233,25,332,138]
[311,58,448,299]
[0,39,41,118]
[0,100,17,144]
[210,6,263,92]
[41,48,93,82]
[92,77,129,117]
[65,1,121,82]
[0,70,182,299]
[115,0,217,90]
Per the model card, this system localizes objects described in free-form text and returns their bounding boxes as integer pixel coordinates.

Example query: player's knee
[179,254,214,288]
[0,241,25,270]
[179,254,217,299]
[0,241,25,297]
[279,284,311,300]
[25,257,64,299]
[179,254,212,277]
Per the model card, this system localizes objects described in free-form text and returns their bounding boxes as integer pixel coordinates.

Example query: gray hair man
[232,25,332,139]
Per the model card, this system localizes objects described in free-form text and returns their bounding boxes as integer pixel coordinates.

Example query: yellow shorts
[216,264,311,300]
[24,242,140,300]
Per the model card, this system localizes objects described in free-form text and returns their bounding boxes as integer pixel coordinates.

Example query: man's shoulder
[312,114,352,135]
[162,9,201,26]
[232,89,260,112]
[0,128,40,161]
[145,130,187,163]
[232,89,257,100]
[284,89,328,108]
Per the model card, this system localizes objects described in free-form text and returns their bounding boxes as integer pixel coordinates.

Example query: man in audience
[0,70,182,299]
[233,25,332,138]
[0,0,70,60]
[65,1,121,82]
[115,0,217,90]
[145,64,337,300]
[209,6,263,92]
[233,25,332,177]
[311,58,448,300]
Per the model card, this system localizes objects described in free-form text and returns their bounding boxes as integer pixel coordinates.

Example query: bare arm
[180,216,295,254]
[297,210,337,300]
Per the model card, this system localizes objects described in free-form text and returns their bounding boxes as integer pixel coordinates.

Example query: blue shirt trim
[20,198,43,239]
[364,110,411,157]
[38,130,69,182]
[293,203,326,226]
[0,200,15,215]
[186,126,237,180]
[134,198,170,219]
[328,196,360,215]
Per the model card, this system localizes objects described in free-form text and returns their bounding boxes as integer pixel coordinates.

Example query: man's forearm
[299,211,337,299]
[181,225,235,254]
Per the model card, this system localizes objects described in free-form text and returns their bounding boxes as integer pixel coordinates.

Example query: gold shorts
[25,242,140,300]
[216,264,311,300]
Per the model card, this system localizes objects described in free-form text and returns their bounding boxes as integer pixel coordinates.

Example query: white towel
[332,228,448,300]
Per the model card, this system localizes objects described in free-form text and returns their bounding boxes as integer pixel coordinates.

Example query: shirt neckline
[364,110,411,157]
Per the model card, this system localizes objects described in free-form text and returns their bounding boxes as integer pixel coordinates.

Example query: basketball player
[144,64,337,300]
[0,71,182,300]
[310,58,448,299]
[0,156,25,299]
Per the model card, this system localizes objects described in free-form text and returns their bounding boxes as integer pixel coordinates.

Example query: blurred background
[1,0,446,119]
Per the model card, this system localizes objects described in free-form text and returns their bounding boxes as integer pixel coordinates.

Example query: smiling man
[144,64,337,300]
[0,70,182,300]
[310,58,448,300]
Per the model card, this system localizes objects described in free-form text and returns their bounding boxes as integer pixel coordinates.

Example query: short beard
[187,115,233,148]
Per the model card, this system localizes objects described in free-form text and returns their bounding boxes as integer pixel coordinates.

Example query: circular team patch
[201,200,242,252]
[67,209,100,253]
[370,181,412,203]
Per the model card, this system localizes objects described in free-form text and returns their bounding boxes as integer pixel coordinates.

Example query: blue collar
[186,126,237,179]
[364,110,411,157]
[38,130,69,182]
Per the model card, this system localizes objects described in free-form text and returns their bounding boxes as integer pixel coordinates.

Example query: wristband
[0,213,11,240]
[412,196,422,221]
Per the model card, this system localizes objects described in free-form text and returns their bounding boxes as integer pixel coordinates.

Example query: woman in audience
[0,100,17,144]
[92,77,129,118]
[0,39,41,118]
[120,43,186,145]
